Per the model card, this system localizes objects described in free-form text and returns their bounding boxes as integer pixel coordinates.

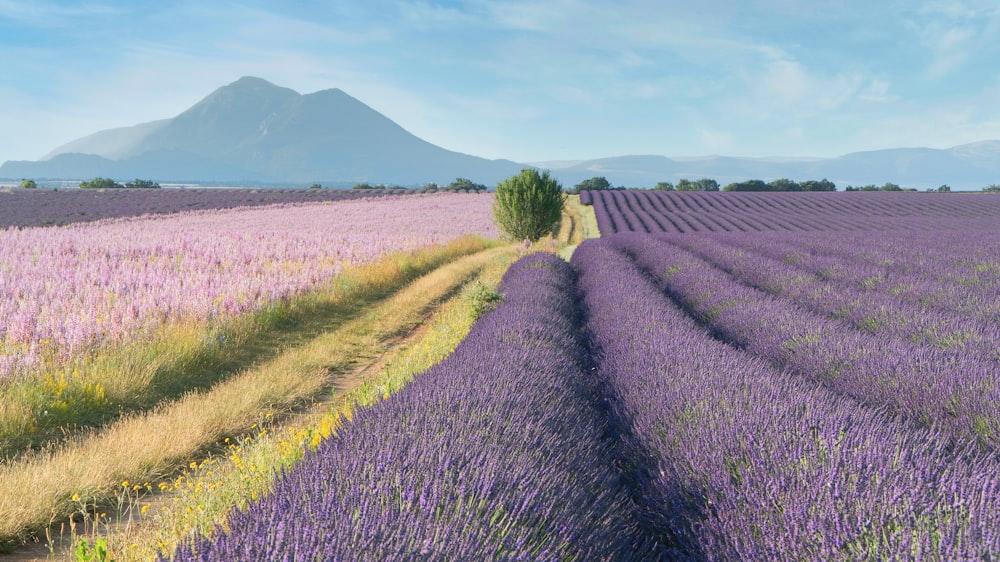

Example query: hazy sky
[2,0,999,163]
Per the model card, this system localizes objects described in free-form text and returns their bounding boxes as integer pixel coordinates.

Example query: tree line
[78,178,161,189]
[13,176,1000,193]
[351,178,488,192]
[573,176,1000,193]
[573,176,834,192]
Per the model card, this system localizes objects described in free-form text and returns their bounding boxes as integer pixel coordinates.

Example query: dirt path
[1,245,513,561]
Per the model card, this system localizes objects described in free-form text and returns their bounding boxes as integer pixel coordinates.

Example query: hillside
[1,77,523,185]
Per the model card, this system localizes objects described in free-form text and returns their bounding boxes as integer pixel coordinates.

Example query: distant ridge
[541,142,1000,190]
[2,77,523,185]
[3,77,1000,189]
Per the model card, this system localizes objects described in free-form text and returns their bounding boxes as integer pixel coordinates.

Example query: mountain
[540,142,1000,190]
[42,119,170,161]
[2,76,524,185]
[4,76,1000,189]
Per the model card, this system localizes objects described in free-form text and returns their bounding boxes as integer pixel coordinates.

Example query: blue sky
[2,0,999,164]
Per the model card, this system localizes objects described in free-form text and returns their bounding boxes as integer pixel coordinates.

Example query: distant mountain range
[537,142,1000,191]
[1,77,523,186]
[3,76,1000,190]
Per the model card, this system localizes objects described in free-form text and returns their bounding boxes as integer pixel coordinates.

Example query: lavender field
[3,187,992,559]
[582,189,1000,233]
[175,242,999,559]
[0,193,496,378]
[0,187,414,229]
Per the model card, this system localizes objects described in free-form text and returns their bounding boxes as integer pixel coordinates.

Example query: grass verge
[556,194,601,259]
[0,242,514,553]
[98,249,517,561]
[0,236,497,460]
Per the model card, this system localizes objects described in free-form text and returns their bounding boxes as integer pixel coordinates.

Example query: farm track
[0,243,516,554]
[0,237,490,460]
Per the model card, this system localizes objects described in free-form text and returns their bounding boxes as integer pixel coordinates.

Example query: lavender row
[0,193,498,379]
[573,239,1000,559]
[608,233,1000,452]
[169,253,655,561]
[0,187,416,229]
[721,230,1000,303]
[582,190,1000,234]
[661,233,1000,361]
[709,232,999,332]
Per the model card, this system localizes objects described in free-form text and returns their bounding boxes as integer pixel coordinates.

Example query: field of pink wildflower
[0,193,497,377]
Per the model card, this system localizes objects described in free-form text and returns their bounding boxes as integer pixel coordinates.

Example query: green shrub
[79,177,123,189]
[464,281,503,321]
[493,168,565,242]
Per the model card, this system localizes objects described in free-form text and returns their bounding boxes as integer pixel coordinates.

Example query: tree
[20,179,37,189]
[653,181,675,191]
[723,179,768,192]
[768,178,800,191]
[982,184,1000,193]
[936,184,951,192]
[79,177,124,189]
[676,178,719,191]
[493,168,565,242]
[125,179,161,189]
[696,178,720,191]
[801,179,836,191]
[351,182,373,190]
[446,178,487,191]
[309,183,323,189]
[575,176,612,191]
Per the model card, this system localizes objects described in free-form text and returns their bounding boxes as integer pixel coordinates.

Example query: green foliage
[846,182,904,192]
[935,184,951,192]
[696,178,719,191]
[575,176,612,191]
[676,178,696,191]
[74,538,111,561]
[493,168,565,242]
[677,178,719,191]
[653,181,675,191]
[723,178,836,192]
[983,184,1000,193]
[464,281,504,321]
[19,179,37,189]
[125,179,161,189]
[723,179,767,192]
[800,179,836,191]
[446,178,487,191]
[351,182,374,190]
[79,178,159,189]
[79,177,124,189]
[309,183,323,189]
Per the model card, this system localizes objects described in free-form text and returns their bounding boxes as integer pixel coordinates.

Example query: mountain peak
[223,76,295,94]
[8,77,523,184]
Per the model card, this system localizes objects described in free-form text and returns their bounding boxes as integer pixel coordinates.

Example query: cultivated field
[583,188,1000,232]
[0,191,519,559]
[3,188,998,560]
[0,187,414,229]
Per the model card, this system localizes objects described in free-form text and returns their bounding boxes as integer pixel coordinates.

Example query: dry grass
[0,236,495,459]
[556,194,600,259]
[0,241,513,552]
[0,201,591,558]
[99,247,519,561]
